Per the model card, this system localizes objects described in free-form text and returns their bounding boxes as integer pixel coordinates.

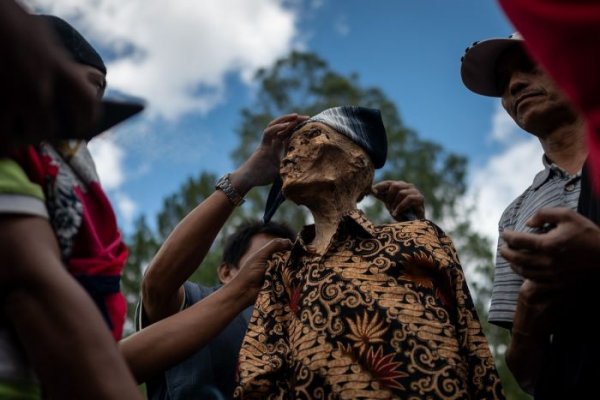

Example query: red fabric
[499,0,600,194]
[12,145,127,340]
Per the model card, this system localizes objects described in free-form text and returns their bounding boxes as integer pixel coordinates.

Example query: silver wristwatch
[215,173,245,206]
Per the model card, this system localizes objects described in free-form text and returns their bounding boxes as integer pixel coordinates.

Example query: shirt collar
[532,154,581,190]
[291,209,377,255]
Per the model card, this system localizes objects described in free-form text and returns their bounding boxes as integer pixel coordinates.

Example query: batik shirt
[235,211,504,400]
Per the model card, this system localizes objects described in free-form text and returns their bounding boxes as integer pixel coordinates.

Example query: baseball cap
[460,32,524,97]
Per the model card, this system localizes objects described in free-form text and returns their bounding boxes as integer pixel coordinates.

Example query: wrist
[216,173,246,206]
[228,168,255,197]
[222,279,256,309]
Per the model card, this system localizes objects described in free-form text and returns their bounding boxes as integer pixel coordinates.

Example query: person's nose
[508,71,531,97]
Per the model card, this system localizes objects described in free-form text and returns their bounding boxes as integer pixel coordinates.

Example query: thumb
[526,207,568,228]
[254,238,293,260]
[371,181,391,198]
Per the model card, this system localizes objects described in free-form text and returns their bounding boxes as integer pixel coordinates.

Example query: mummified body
[234,107,505,400]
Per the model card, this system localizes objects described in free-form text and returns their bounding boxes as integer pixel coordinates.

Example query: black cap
[40,15,106,74]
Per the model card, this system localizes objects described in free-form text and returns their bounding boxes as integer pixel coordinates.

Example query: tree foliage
[122,51,530,399]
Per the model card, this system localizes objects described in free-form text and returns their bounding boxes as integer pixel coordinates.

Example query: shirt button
[565,183,576,192]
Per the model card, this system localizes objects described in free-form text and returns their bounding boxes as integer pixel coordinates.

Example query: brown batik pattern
[234,211,504,400]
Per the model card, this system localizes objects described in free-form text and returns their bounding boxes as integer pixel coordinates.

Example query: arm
[504,280,555,394]
[500,208,600,391]
[0,0,99,149]
[121,238,292,383]
[0,216,142,400]
[141,113,308,323]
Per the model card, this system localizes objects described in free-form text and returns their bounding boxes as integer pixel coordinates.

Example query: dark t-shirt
[534,162,600,399]
[137,282,253,400]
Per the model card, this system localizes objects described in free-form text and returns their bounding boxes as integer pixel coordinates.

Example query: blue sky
[27,0,544,242]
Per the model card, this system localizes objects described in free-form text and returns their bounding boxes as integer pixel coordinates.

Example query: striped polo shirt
[489,156,581,328]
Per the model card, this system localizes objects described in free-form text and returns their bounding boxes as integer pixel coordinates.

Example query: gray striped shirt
[489,156,581,328]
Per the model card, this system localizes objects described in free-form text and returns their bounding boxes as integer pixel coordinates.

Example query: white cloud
[115,192,137,225]
[334,16,350,36]
[467,101,544,243]
[87,134,125,190]
[25,0,301,120]
[489,101,519,144]
[88,135,137,227]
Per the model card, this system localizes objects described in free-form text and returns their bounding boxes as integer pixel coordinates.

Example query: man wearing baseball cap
[461,33,600,398]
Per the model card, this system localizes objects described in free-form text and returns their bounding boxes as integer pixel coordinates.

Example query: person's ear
[217,262,235,284]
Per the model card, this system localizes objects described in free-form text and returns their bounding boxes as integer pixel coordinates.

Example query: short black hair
[222,220,296,268]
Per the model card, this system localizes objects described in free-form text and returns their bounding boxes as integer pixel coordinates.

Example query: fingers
[372,181,425,220]
[263,114,309,144]
[526,207,575,228]
[500,245,554,281]
[245,238,293,266]
[392,194,425,220]
[256,238,293,257]
[501,229,544,252]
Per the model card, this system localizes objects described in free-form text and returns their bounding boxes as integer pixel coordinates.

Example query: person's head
[278,106,387,209]
[40,15,107,98]
[217,220,296,284]
[461,33,579,137]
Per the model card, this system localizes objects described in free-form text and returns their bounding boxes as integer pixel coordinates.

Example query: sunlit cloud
[25,0,302,120]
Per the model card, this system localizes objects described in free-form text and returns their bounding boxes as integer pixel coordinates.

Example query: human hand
[228,238,292,307]
[512,279,561,338]
[372,180,425,221]
[230,113,309,194]
[500,208,600,287]
[0,2,99,147]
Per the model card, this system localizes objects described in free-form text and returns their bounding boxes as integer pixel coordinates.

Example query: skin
[281,122,373,254]
[0,2,100,151]
[0,63,141,398]
[491,46,599,392]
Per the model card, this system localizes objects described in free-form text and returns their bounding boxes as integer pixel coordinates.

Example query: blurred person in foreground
[0,0,100,150]
[0,14,141,400]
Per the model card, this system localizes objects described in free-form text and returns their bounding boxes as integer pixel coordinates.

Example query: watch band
[215,173,245,206]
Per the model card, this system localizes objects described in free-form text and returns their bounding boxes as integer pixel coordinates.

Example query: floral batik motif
[235,211,504,400]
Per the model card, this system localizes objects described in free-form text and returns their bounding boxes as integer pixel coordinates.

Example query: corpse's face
[280,122,371,205]
[497,47,577,136]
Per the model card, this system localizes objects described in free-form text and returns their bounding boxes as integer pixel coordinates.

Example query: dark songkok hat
[39,15,106,74]
[263,106,387,223]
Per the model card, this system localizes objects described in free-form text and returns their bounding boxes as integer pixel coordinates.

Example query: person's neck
[306,194,356,255]
[538,119,587,174]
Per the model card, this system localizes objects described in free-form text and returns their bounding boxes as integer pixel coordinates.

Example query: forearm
[121,281,252,383]
[143,167,257,321]
[1,217,141,399]
[142,189,235,319]
[505,330,547,394]
[506,290,551,394]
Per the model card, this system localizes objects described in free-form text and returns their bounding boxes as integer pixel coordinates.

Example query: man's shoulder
[182,281,220,306]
